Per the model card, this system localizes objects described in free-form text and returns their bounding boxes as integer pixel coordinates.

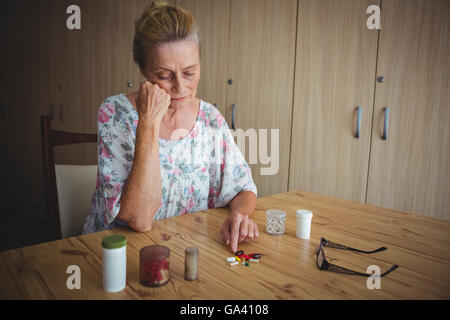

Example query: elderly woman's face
[142,40,200,108]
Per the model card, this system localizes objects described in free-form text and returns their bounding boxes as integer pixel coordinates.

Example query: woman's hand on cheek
[221,211,259,253]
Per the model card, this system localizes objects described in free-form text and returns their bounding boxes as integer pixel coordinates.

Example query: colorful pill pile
[140,258,170,287]
[226,250,263,267]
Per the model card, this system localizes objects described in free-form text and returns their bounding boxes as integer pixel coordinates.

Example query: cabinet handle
[355,106,362,138]
[382,107,389,140]
[231,103,236,130]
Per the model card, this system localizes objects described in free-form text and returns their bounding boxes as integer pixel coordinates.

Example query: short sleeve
[86,99,135,231]
[209,113,257,208]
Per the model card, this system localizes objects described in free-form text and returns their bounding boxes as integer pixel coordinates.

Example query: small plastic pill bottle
[296,209,313,239]
[185,247,199,281]
[266,209,287,235]
[140,245,170,287]
[102,234,127,292]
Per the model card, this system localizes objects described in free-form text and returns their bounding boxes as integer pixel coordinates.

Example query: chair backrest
[55,164,97,238]
[40,115,97,240]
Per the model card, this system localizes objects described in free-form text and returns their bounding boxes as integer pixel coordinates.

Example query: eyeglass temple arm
[326,261,371,277]
[328,262,399,278]
[322,238,387,254]
[348,246,388,254]
[380,265,399,277]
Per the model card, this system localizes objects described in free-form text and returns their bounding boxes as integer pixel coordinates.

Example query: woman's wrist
[229,191,257,216]
[138,116,161,132]
[134,117,161,166]
[136,119,161,144]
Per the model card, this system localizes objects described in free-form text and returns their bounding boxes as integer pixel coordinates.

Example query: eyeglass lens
[317,248,324,268]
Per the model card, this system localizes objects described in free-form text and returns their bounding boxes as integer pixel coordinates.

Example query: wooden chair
[40,115,97,240]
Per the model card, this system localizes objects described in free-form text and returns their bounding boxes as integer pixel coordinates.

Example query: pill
[249,259,259,263]
[249,253,262,259]
[226,257,236,262]
[235,250,244,256]
[242,262,250,267]
[235,256,241,262]
[238,254,250,260]
[230,261,239,266]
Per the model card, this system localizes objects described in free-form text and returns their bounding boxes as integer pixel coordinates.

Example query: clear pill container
[140,245,170,287]
[102,234,127,292]
[266,209,287,235]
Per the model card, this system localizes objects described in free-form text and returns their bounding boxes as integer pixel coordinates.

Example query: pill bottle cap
[296,209,313,218]
[102,234,127,249]
[140,245,170,261]
[266,209,286,217]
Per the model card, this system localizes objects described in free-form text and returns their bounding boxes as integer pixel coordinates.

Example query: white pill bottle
[102,234,127,292]
[296,210,313,239]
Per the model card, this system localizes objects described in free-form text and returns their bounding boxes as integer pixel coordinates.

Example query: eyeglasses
[316,237,399,277]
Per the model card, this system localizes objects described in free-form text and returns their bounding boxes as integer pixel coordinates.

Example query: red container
[140,245,170,287]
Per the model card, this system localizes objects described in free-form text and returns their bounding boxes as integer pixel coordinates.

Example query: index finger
[230,217,241,253]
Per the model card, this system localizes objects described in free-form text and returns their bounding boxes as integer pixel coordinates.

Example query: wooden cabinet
[289,0,450,220]
[2,0,449,225]
[366,0,450,219]
[179,0,297,198]
[1,0,155,220]
[176,0,230,116]
[180,0,450,219]
[227,0,297,198]
[54,0,152,166]
[1,0,61,209]
[289,0,379,203]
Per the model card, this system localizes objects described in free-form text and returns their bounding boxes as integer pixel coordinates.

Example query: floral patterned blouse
[82,94,257,234]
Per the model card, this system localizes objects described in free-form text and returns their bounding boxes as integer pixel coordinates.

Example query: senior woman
[82,1,258,253]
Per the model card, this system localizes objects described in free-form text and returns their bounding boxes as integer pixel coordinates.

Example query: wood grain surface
[1,190,449,299]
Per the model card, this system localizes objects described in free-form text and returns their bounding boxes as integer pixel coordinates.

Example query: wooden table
[1,190,449,299]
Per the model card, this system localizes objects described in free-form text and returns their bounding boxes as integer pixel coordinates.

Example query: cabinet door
[2,0,64,209]
[366,0,450,220]
[289,0,379,202]
[176,0,230,117]
[55,0,150,165]
[228,0,297,197]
